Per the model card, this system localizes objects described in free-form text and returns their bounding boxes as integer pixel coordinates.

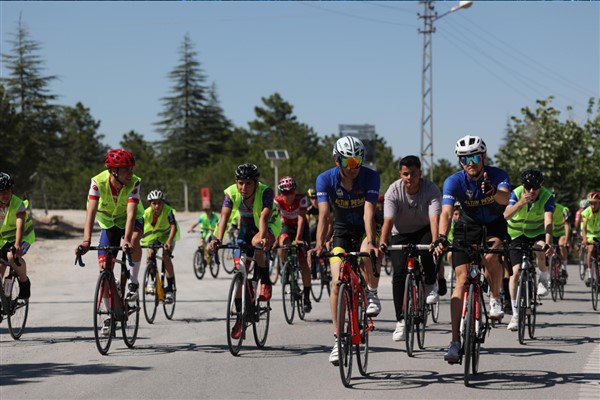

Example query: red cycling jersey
[274,193,308,226]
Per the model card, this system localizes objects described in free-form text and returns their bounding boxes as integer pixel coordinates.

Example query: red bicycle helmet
[278,176,296,193]
[588,191,600,202]
[105,149,136,169]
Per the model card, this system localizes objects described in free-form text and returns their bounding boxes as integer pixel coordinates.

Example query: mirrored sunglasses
[523,183,541,190]
[340,156,363,170]
[459,154,482,165]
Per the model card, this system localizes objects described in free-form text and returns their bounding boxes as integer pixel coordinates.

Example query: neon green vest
[582,206,600,240]
[91,170,143,230]
[0,195,35,247]
[223,182,281,237]
[141,204,180,245]
[552,203,569,238]
[507,186,553,240]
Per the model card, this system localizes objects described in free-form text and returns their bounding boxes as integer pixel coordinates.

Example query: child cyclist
[76,149,144,305]
[141,190,180,303]
[0,172,34,299]
[273,176,312,313]
[582,191,600,286]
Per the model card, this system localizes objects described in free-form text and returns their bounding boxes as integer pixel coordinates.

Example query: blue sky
[1,1,598,165]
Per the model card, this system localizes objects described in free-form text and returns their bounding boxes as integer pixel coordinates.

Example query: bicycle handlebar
[387,244,432,252]
[320,250,379,278]
[140,244,174,259]
[75,245,133,268]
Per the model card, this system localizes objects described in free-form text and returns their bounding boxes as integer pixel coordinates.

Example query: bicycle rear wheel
[163,281,176,320]
[209,253,219,278]
[516,271,527,345]
[142,264,158,324]
[220,247,235,274]
[122,297,140,348]
[337,282,353,387]
[226,272,245,356]
[403,275,416,357]
[281,263,295,324]
[253,295,270,348]
[93,272,113,355]
[417,280,428,350]
[7,279,29,340]
[527,275,537,339]
[463,284,475,386]
[356,288,369,376]
[193,248,205,280]
[269,251,280,285]
[591,260,599,310]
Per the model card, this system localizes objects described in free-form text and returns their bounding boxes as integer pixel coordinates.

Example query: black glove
[433,235,450,248]
[482,179,497,196]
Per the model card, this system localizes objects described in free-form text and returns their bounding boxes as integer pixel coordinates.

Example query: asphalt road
[1,211,599,399]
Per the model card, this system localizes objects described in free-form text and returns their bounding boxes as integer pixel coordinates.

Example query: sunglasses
[339,156,363,170]
[523,183,541,190]
[459,154,482,165]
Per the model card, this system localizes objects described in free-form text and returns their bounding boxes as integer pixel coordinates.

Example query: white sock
[511,300,518,316]
[102,297,110,312]
[129,261,141,285]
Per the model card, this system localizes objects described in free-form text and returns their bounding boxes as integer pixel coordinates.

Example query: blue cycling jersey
[316,166,380,230]
[442,166,510,224]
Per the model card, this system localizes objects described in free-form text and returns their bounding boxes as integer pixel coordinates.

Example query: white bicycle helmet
[455,135,487,156]
[333,136,365,159]
[147,190,166,201]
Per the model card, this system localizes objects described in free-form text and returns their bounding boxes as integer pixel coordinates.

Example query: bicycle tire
[7,278,29,340]
[269,251,280,285]
[310,259,324,302]
[383,255,392,276]
[142,264,158,324]
[472,288,484,375]
[296,268,306,321]
[209,252,219,278]
[527,274,537,339]
[337,282,354,387]
[93,272,113,355]
[122,296,140,348]
[579,246,587,280]
[356,288,369,376]
[163,280,176,320]
[517,270,527,345]
[558,259,565,300]
[403,275,416,357]
[220,247,235,274]
[226,272,245,356]
[430,301,440,323]
[463,284,475,387]
[417,280,428,350]
[252,292,270,348]
[193,248,205,280]
[550,256,559,302]
[591,260,598,311]
[450,268,456,294]
[281,263,295,324]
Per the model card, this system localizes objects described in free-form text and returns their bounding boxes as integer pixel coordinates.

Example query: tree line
[1,17,598,217]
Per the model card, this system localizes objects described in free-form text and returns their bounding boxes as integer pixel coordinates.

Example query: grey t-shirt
[383,178,442,235]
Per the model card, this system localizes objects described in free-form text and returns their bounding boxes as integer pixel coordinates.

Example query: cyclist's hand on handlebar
[209,239,221,252]
[433,235,449,256]
[76,240,90,255]
[163,241,173,252]
[543,242,554,257]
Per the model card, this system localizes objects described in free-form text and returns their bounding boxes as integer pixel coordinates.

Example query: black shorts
[508,234,545,267]
[280,223,310,244]
[451,218,507,267]
[332,228,364,253]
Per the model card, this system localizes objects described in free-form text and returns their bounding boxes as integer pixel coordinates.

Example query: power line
[297,1,416,28]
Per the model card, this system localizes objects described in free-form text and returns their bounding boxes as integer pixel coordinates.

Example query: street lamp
[264,149,289,191]
[418,0,472,181]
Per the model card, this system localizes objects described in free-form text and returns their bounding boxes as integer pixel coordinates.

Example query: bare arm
[315,201,330,250]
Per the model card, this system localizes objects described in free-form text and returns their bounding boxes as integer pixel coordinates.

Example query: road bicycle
[220,242,270,356]
[192,229,220,279]
[321,249,377,388]
[578,241,588,281]
[218,233,238,275]
[310,253,331,302]
[588,239,600,310]
[511,241,546,345]
[0,248,28,340]
[387,243,432,356]
[549,244,566,302]
[442,229,504,386]
[382,252,392,276]
[141,243,176,324]
[268,249,281,284]
[280,244,307,324]
[75,245,140,355]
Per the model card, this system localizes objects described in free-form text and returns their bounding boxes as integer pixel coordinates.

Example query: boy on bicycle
[273,176,312,313]
[189,204,220,265]
[209,163,281,339]
[313,136,381,365]
[503,169,554,331]
[582,191,600,286]
[141,190,179,303]
[0,172,34,299]
[552,200,570,280]
[76,149,144,304]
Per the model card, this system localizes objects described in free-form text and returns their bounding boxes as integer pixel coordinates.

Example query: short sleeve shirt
[383,178,441,235]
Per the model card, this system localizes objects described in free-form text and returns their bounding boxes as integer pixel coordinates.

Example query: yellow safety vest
[552,203,569,238]
[0,195,35,247]
[141,204,180,245]
[222,182,281,237]
[582,206,600,240]
[91,170,143,229]
[507,186,552,240]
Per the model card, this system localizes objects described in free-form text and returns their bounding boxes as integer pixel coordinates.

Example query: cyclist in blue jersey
[434,135,511,363]
[313,136,381,366]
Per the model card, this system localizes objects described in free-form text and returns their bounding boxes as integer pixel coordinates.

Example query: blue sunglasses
[460,154,482,165]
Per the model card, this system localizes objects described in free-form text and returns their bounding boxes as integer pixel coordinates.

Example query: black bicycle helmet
[520,169,544,186]
[0,172,14,191]
[235,163,260,180]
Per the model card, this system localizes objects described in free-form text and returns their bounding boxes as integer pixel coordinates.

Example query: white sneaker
[489,298,504,320]
[426,283,439,305]
[537,280,549,297]
[444,340,461,363]
[101,318,111,336]
[507,314,518,331]
[145,280,155,295]
[165,291,174,304]
[392,320,405,341]
[366,290,381,317]
[329,340,339,365]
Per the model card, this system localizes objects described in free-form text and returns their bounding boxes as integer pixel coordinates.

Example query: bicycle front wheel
[163,282,176,320]
[383,255,393,276]
[93,272,113,355]
[252,294,270,348]
[337,282,354,387]
[463,284,475,387]
[527,275,537,339]
[430,301,440,324]
[209,253,219,278]
[142,264,158,324]
[7,280,29,340]
[516,270,527,345]
[417,280,428,350]
[269,251,280,285]
[281,263,295,324]
[591,260,598,310]
[356,288,369,376]
[220,247,235,274]
[403,275,416,357]
[193,248,205,280]
[472,289,485,375]
[310,259,324,302]
[295,269,306,321]
[226,272,245,356]
[122,297,140,348]
[579,246,587,280]
[550,256,559,302]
